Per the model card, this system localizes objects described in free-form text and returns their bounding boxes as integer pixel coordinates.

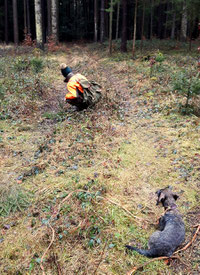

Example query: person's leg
[66,98,88,111]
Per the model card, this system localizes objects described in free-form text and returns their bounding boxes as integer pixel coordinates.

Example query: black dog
[126,186,185,257]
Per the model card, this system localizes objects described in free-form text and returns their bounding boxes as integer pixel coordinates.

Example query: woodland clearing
[0,41,199,274]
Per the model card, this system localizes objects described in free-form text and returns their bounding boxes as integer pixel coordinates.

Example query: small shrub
[14,57,29,72]
[30,57,44,74]
[155,51,165,63]
[0,85,5,100]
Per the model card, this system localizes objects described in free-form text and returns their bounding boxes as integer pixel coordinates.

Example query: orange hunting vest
[65,74,87,100]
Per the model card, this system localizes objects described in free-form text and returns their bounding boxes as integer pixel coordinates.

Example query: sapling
[172,68,200,113]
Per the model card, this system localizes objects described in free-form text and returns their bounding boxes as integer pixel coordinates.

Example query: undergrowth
[0,42,199,274]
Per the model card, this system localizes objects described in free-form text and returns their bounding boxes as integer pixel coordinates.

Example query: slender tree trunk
[140,0,145,52]
[121,0,127,52]
[47,0,51,37]
[115,1,120,40]
[105,0,109,38]
[34,0,43,49]
[51,0,58,42]
[4,0,8,44]
[150,0,153,41]
[180,0,187,41]
[24,0,27,34]
[100,0,105,43]
[94,0,98,42]
[158,1,163,39]
[132,0,138,57]
[109,0,113,55]
[41,0,46,43]
[164,0,169,38]
[13,0,19,45]
[171,8,176,39]
[27,0,31,34]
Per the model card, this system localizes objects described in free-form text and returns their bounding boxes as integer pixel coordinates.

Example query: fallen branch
[127,224,200,275]
[40,189,147,274]
[126,255,180,275]
[40,222,55,275]
[174,224,200,254]
[102,197,145,223]
[94,241,107,275]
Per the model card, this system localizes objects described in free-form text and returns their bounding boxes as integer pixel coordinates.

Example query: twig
[126,256,180,275]
[127,224,200,275]
[93,241,107,275]
[174,224,200,254]
[40,189,147,274]
[52,252,62,275]
[103,197,145,223]
[40,223,55,275]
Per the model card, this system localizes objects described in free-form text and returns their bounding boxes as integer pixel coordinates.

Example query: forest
[0,0,200,275]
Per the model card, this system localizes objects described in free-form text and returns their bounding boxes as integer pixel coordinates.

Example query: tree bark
[51,0,58,42]
[150,0,153,41]
[27,0,31,34]
[158,1,163,39]
[100,0,105,43]
[115,1,120,40]
[132,0,138,57]
[171,3,176,40]
[47,0,51,37]
[4,0,8,44]
[94,0,98,42]
[164,0,170,38]
[140,0,145,52]
[121,0,127,52]
[12,0,19,45]
[24,0,27,34]
[34,0,43,49]
[180,0,187,41]
[109,0,113,55]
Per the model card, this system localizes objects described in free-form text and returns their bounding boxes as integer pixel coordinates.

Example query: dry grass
[0,44,199,274]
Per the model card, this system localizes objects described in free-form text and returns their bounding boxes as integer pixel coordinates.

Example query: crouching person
[60,64,102,111]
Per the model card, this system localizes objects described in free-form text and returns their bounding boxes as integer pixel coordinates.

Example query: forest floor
[0,41,200,274]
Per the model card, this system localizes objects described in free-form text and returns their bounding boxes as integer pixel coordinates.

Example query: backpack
[77,75,102,107]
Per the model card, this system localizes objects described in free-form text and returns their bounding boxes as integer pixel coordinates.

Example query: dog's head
[156,186,179,209]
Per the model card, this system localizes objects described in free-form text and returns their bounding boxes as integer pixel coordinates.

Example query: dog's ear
[173,193,179,200]
[156,192,166,205]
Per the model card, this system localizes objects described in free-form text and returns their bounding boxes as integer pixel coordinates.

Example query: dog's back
[126,187,185,258]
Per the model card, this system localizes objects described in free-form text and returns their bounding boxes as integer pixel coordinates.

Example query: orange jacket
[65,74,87,100]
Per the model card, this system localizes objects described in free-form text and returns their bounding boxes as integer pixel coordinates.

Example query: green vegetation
[0,41,199,274]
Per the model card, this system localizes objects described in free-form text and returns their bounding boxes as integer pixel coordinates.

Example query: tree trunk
[24,0,27,34]
[150,0,153,41]
[51,0,58,42]
[158,1,163,39]
[4,0,8,44]
[41,0,46,43]
[94,0,98,42]
[12,0,19,45]
[109,0,113,55]
[115,1,120,40]
[34,0,43,49]
[121,0,127,52]
[140,0,145,52]
[100,0,105,43]
[164,0,169,38]
[180,0,187,41]
[47,0,51,37]
[132,0,138,57]
[171,8,176,39]
[27,0,31,34]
